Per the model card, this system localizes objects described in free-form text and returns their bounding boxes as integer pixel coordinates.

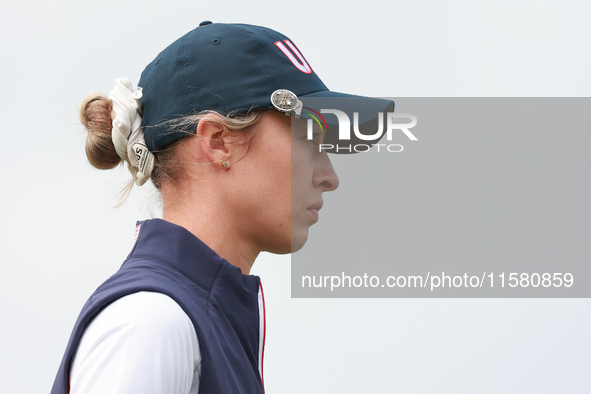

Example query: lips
[307,200,323,222]
[308,200,324,211]
[308,200,323,212]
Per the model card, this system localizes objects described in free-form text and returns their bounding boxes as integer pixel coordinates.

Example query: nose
[313,151,339,192]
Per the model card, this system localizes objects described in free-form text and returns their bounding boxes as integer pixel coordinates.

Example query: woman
[51,21,392,394]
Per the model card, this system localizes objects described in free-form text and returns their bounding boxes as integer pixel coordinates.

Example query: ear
[196,114,243,168]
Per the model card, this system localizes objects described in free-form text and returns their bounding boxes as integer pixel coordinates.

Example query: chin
[261,230,303,255]
[290,230,309,253]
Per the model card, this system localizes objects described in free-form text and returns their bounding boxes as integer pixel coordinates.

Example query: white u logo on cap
[274,40,312,74]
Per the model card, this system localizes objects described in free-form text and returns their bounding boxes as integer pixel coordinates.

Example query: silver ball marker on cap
[271,89,303,116]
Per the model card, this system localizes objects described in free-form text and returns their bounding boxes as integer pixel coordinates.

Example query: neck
[161,196,259,275]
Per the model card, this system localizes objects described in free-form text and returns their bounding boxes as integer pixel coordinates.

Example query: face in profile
[231,111,339,255]
[289,116,339,252]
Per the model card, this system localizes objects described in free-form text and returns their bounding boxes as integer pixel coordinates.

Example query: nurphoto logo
[306,109,418,153]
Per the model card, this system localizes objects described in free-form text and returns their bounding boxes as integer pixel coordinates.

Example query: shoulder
[97,291,195,334]
[70,292,201,394]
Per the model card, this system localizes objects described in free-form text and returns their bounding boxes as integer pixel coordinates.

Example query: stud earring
[222,161,229,168]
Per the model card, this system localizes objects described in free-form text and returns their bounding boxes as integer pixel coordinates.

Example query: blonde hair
[79,93,268,201]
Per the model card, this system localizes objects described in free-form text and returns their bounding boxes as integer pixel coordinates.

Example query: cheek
[258,143,292,218]
[290,161,308,201]
[256,145,293,252]
[290,141,314,200]
[289,159,313,252]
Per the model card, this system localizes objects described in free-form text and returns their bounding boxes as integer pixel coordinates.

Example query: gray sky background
[1,1,590,393]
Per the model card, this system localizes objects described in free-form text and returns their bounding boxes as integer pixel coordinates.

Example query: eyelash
[310,132,322,143]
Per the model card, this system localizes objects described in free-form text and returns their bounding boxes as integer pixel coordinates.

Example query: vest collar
[128,218,257,293]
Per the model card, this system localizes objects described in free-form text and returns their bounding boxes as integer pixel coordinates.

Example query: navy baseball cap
[138,21,394,152]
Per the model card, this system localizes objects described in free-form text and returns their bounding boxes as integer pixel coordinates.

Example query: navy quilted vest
[51,219,265,394]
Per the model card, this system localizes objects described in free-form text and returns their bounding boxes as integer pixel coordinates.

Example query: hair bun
[80,94,121,169]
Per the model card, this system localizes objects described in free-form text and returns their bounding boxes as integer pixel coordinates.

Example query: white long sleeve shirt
[69,291,202,394]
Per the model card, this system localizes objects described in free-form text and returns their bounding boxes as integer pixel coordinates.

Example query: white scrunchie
[109,78,154,186]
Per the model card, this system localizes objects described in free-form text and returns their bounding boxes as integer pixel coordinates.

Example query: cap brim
[296,91,395,154]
